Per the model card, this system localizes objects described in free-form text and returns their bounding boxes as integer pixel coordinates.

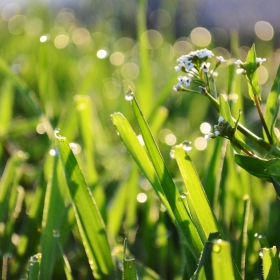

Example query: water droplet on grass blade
[212,243,221,252]
[52,230,60,238]
[180,192,188,199]
[182,141,192,152]
[49,148,58,157]
[170,148,175,158]
[125,88,134,101]
[259,251,264,258]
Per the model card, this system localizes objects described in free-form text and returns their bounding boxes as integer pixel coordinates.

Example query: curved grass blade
[130,96,203,259]
[264,65,280,144]
[56,136,114,279]
[235,155,280,182]
[111,112,173,219]
[173,145,222,243]
[260,246,279,280]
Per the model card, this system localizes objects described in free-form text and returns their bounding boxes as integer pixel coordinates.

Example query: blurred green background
[1,0,280,279]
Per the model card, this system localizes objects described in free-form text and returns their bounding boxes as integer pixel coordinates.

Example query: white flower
[256,57,266,64]
[236,68,245,75]
[235,59,244,66]
[204,133,212,141]
[200,62,211,73]
[216,56,226,63]
[218,116,224,123]
[184,60,194,70]
[210,70,218,77]
[196,49,214,59]
[178,76,192,87]
[175,65,182,72]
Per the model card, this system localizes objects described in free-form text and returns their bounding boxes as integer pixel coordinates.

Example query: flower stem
[253,94,274,145]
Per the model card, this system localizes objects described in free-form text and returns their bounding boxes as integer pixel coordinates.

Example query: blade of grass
[56,136,114,279]
[0,153,25,222]
[28,254,41,280]
[260,246,279,280]
[236,195,250,279]
[123,239,138,280]
[74,95,106,213]
[130,95,203,259]
[264,65,280,144]
[111,113,174,220]
[39,154,68,280]
[173,145,222,243]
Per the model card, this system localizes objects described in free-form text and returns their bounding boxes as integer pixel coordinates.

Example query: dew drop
[49,148,58,157]
[52,230,60,238]
[125,89,134,101]
[180,192,188,199]
[254,233,259,238]
[212,243,221,253]
[170,148,175,158]
[182,141,192,152]
[259,250,264,258]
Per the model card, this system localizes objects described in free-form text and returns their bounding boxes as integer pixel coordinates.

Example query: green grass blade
[130,95,203,259]
[111,112,173,219]
[236,195,250,279]
[173,145,222,243]
[56,136,114,279]
[123,239,137,280]
[39,155,68,280]
[74,95,106,212]
[28,254,41,280]
[260,246,279,280]
[192,240,241,280]
[0,153,24,222]
[264,64,280,144]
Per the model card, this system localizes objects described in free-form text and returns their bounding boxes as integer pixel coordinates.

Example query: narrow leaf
[235,155,280,182]
[130,96,203,259]
[260,246,279,280]
[173,145,222,243]
[264,64,280,144]
[56,137,114,279]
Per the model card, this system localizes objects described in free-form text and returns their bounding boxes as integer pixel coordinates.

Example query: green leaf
[192,240,241,280]
[111,112,173,217]
[219,94,234,127]
[235,155,280,182]
[28,254,41,280]
[245,44,261,100]
[56,137,114,279]
[39,155,68,280]
[173,145,222,243]
[123,239,138,280]
[264,64,280,144]
[260,246,279,280]
[130,96,204,260]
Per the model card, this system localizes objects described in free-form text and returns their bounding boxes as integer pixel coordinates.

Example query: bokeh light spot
[255,21,274,41]
[200,122,211,134]
[190,27,211,47]
[173,39,193,57]
[195,137,207,151]
[2,3,19,21]
[142,30,163,49]
[72,28,90,45]
[121,62,139,79]
[110,52,125,66]
[137,193,147,203]
[149,9,171,28]
[8,15,27,34]
[97,49,109,59]
[54,34,69,49]
[258,65,268,84]
[165,134,177,146]
[36,123,46,134]
[40,34,50,43]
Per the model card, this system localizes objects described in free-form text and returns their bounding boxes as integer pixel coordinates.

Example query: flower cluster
[173,48,226,91]
[205,116,234,141]
[235,57,266,75]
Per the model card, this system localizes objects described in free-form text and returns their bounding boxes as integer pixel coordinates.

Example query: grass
[0,1,280,279]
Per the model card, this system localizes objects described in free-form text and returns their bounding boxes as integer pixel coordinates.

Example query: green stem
[253,94,274,145]
[203,90,280,157]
